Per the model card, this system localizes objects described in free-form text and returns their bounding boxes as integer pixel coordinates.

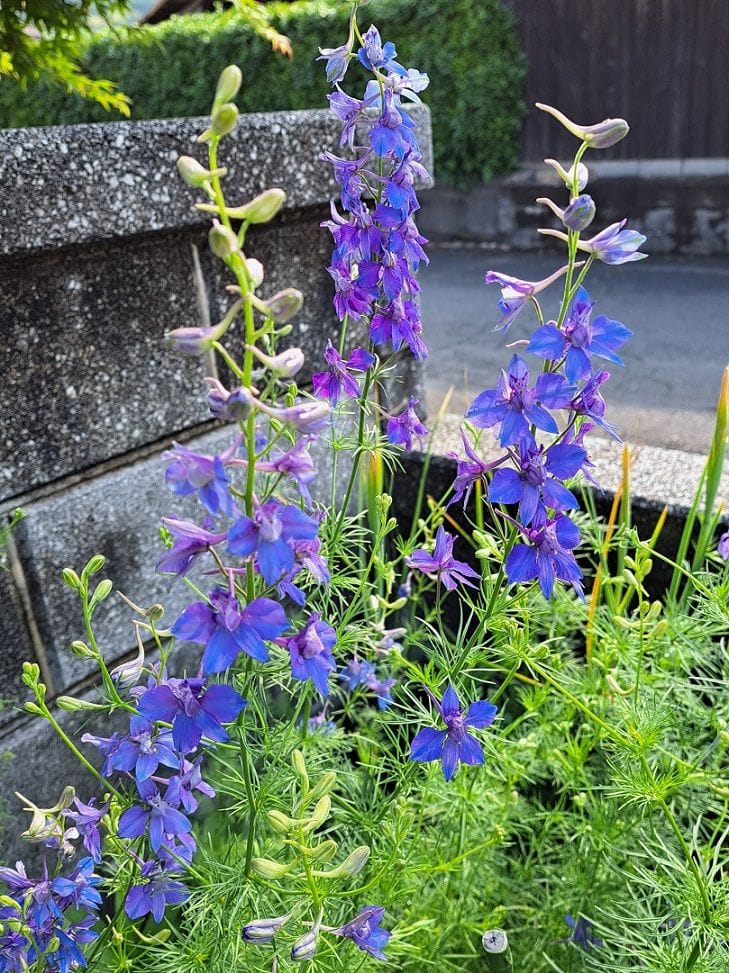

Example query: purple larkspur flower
[465,355,568,447]
[82,717,179,783]
[447,431,504,508]
[505,510,584,599]
[157,516,227,580]
[118,779,193,853]
[560,914,603,951]
[579,219,647,264]
[205,377,254,422]
[286,613,337,696]
[369,88,418,159]
[42,917,98,971]
[329,263,376,321]
[318,42,353,84]
[717,530,729,560]
[125,860,189,923]
[332,905,391,961]
[228,499,319,585]
[163,440,239,518]
[137,677,246,754]
[261,438,318,505]
[484,264,574,333]
[66,798,106,864]
[489,437,586,524]
[540,219,648,264]
[407,526,480,591]
[387,396,428,451]
[172,586,288,673]
[340,658,377,690]
[410,684,497,781]
[527,287,632,384]
[164,758,216,814]
[369,676,395,709]
[371,300,427,360]
[312,340,375,404]
[568,370,620,439]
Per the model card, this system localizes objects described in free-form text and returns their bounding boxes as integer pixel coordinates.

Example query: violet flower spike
[410,684,497,781]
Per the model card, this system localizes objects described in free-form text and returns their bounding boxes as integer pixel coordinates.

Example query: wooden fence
[507,0,729,160]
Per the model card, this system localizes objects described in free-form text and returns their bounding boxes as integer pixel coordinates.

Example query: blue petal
[505,544,538,584]
[201,627,240,673]
[465,700,498,728]
[457,732,485,767]
[441,737,460,780]
[410,727,446,762]
[564,346,592,384]
[527,324,565,360]
[258,538,295,584]
[440,684,461,716]
[488,468,522,504]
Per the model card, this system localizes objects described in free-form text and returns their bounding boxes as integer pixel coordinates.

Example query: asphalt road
[420,248,729,454]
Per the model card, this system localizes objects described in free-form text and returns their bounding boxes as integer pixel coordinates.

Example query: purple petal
[465,700,498,728]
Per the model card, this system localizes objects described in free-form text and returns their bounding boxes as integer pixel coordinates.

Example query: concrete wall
[419,160,729,256]
[0,107,432,855]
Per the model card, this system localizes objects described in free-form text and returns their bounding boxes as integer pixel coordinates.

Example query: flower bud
[69,640,96,658]
[205,378,256,422]
[291,929,318,962]
[56,696,107,712]
[311,844,370,878]
[544,158,589,192]
[563,193,596,232]
[211,103,239,137]
[251,857,293,879]
[90,579,113,607]
[176,156,227,188]
[241,188,290,224]
[307,839,337,862]
[209,220,240,261]
[166,299,241,356]
[213,65,242,112]
[291,749,309,788]
[307,771,337,803]
[248,345,305,378]
[266,809,296,833]
[61,567,81,590]
[82,554,106,580]
[257,288,304,324]
[242,913,291,943]
[302,795,331,833]
[23,701,43,716]
[536,103,630,148]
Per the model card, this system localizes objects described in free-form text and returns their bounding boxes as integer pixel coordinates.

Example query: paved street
[420,248,729,454]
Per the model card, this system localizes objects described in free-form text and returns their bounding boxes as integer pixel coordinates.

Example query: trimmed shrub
[0,0,525,183]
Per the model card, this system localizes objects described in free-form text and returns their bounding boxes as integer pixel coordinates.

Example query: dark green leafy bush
[0,0,526,183]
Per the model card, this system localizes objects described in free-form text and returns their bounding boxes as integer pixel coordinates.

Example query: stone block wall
[0,107,432,856]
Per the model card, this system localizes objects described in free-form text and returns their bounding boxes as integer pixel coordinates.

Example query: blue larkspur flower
[332,905,391,960]
[137,677,246,754]
[410,684,497,781]
[527,287,632,384]
[465,355,569,447]
[125,860,189,923]
[228,499,319,585]
[488,436,586,525]
[172,586,288,673]
[386,396,428,450]
[505,510,584,599]
[286,613,337,696]
[163,440,239,518]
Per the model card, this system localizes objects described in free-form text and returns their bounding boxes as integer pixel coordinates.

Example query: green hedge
[0,0,525,184]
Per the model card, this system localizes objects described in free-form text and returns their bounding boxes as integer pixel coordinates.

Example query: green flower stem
[38,700,123,799]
